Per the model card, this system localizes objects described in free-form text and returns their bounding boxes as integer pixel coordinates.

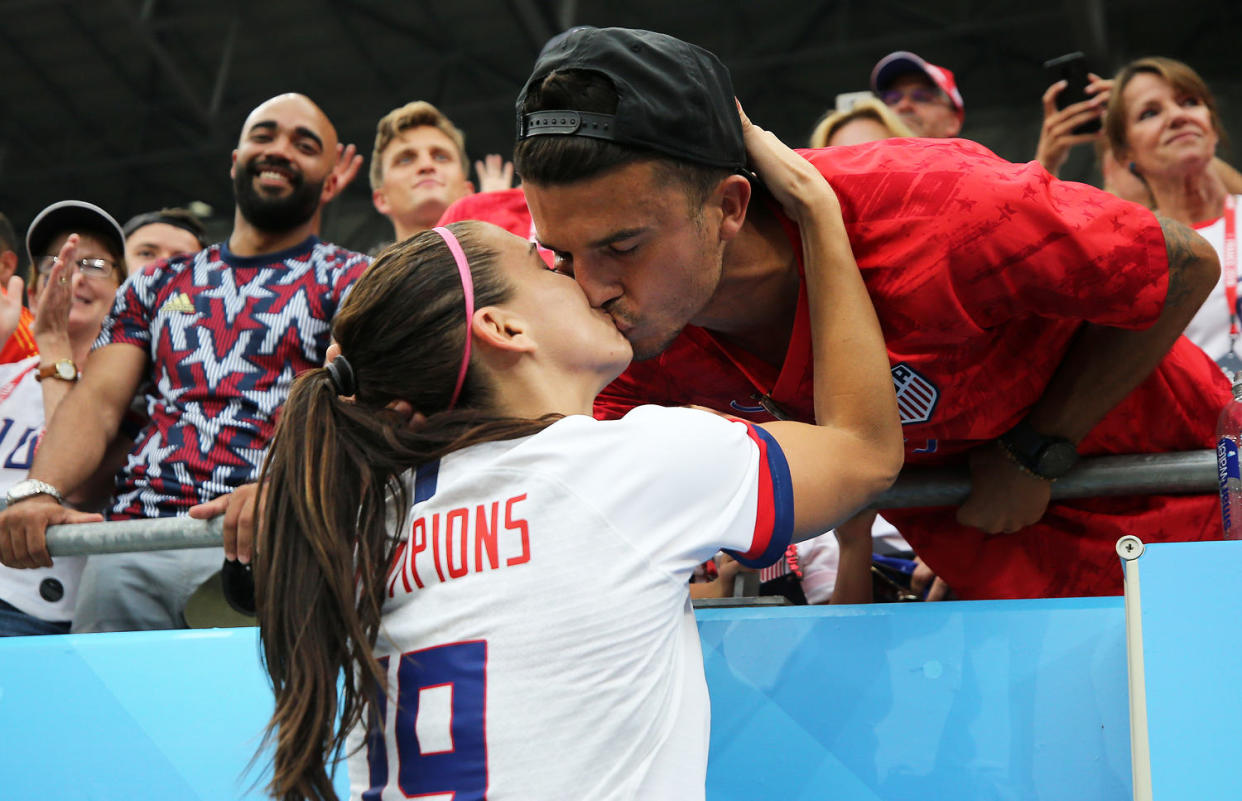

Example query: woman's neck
[1148,165,1227,225]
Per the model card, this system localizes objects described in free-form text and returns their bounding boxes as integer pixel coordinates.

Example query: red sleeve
[0,309,38,364]
[436,189,533,239]
[800,140,1170,331]
[944,160,1168,329]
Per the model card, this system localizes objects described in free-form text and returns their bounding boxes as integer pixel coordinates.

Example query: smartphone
[1043,51,1101,135]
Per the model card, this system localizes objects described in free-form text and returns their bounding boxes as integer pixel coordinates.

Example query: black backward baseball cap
[516,27,745,171]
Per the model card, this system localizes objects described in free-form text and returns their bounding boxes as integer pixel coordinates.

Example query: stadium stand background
[0,0,1238,254]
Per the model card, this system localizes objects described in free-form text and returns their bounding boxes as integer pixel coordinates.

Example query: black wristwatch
[997,419,1078,480]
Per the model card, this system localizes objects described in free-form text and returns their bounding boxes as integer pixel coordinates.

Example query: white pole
[1116,535,1153,801]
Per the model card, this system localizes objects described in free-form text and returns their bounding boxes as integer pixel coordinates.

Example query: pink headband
[433,226,475,409]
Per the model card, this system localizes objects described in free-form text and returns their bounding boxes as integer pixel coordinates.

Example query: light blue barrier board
[1135,540,1242,799]
[0,599,1130,800]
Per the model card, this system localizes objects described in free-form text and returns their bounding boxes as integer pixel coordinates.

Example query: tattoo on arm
[1158,216,1200,308]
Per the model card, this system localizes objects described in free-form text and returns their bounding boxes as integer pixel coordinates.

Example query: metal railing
[40,450,1220,557]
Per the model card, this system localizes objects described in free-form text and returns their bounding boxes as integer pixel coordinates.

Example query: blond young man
[370,101,513,241]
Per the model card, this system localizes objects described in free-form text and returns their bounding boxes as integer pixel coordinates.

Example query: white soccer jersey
[1185,195,1242,366]
[346,405,794,801]
[0,357,87,622]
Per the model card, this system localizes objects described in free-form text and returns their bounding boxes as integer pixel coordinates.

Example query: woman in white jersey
[253,113,903,801]
[1106,57,1240,374]
[0,202,128,635]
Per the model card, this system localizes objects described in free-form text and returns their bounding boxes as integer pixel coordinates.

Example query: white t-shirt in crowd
[0,357,86,622]
[1184,195,1242,366]
[347,406,794,801]
[799,515,911,604]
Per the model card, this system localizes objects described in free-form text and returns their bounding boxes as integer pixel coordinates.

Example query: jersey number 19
[364,640,489,800]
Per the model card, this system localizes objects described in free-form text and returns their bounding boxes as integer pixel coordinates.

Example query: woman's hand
[32,234,81,352]
[1034,75,1111,177]
[738,100,839,226]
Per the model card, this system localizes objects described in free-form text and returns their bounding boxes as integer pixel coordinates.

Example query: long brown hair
[255,222,558,800]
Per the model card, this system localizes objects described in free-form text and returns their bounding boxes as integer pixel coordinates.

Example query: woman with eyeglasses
[1105,57,1242,376]
[0,201,130,635]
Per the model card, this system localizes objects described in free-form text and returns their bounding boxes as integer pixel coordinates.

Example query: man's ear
[717,173,753,243]
[320,171,339,204]
[471,306,536,355]
[372,188,391,217]
[230,150,238,181]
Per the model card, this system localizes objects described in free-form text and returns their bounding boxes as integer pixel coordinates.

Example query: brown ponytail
[255,223,559,799]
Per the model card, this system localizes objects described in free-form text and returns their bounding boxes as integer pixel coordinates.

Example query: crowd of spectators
[0,36,1236,635]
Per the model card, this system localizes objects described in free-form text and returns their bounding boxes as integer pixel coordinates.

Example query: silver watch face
[54,362,76,380]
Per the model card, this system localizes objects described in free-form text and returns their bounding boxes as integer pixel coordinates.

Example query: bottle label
[1217,437,1240,533]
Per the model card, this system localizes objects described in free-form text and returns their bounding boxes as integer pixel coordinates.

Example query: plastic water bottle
[1216,377,1242,539]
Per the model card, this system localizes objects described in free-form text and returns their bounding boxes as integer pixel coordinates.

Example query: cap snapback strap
[518,110,617,141]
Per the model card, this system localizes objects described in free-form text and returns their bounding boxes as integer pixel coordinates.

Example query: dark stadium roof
[1,0,1238,254]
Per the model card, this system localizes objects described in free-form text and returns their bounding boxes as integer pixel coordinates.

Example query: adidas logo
[159,292,196,314]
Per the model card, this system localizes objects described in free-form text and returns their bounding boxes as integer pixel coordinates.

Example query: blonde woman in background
[809,98,915,149]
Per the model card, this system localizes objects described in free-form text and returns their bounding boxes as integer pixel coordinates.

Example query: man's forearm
[28,383,124,497]
[26,343,146,498]
[1026,217,1220,442]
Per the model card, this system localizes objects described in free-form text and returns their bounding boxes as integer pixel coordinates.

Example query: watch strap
[35,359,79,383]
[997,419,1077,480]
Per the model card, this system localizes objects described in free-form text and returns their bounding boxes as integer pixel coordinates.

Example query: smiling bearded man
[0,93,371,633]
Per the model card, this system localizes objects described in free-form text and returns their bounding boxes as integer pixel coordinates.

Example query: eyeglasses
[879,87,946,107]
[37,255,117,278]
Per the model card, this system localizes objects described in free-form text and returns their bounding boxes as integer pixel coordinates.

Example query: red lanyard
[0,363,37,405]
[1225,195,1238,338]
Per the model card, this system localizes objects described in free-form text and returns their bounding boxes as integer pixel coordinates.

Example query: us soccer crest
[891,362,939,425]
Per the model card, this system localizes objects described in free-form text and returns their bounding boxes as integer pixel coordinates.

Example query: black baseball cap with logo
[516,27,745,172]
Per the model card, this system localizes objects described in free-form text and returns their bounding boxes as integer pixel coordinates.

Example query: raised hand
[475,154,515,193]
[323,142,364,203]
[737,100,839,226]
[32,234,81,351]
[1035,74,1111,177]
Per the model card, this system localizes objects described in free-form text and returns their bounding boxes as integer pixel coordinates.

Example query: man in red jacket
[510,27,1227,600]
